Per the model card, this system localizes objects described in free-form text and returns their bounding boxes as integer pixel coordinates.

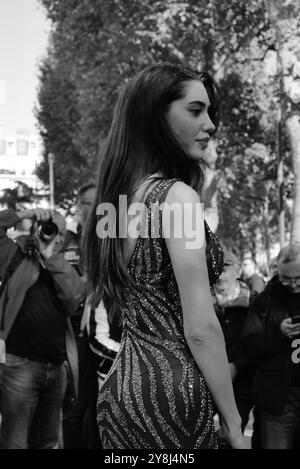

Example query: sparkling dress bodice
[98,179,224,449]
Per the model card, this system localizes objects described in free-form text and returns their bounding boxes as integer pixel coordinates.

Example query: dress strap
[144,178,179,207]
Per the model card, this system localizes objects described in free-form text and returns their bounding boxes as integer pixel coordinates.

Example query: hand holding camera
[16,208,55,223]
[17,208,59,259]
[36,219,59,259]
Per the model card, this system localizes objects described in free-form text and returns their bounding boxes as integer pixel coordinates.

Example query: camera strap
[0,249,23,330]
[0,250,23,298]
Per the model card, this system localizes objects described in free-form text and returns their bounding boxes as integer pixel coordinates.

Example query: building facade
[0,129,43,192]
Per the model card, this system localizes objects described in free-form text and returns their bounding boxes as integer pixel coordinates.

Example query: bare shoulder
[163,181,205,252]
[165,181,201,205]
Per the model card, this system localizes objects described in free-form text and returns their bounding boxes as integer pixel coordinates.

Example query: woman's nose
[203,112,216,134]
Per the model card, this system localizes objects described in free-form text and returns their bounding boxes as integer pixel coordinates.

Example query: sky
[0,0,50,135]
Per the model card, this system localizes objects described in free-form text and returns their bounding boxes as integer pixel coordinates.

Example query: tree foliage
[263,0,300,244]
[36,0,298,257]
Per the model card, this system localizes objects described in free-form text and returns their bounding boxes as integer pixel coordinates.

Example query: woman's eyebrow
[187,100,207,107]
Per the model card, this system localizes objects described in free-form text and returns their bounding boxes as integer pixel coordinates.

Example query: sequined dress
[98,179,224,449]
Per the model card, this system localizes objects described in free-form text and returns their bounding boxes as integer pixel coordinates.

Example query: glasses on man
[280,277,300,287]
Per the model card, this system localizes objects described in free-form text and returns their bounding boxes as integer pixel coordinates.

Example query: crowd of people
[0,63,299,450]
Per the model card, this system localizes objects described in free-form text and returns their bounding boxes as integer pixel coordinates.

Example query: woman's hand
[217,420,248,449]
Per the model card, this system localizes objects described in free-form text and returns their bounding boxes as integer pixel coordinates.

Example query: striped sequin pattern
[98,179,223,449]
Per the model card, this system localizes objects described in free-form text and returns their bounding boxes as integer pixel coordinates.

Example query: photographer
[0,208,85,449]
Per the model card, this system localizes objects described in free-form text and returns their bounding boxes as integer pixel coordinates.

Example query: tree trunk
[287,115,300,243]
[264,0,300,244]
[201,141,219,232]
[264,190,271,265]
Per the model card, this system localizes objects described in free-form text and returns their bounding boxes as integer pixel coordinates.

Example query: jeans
[0,353,67,449]
[261,386,300,449]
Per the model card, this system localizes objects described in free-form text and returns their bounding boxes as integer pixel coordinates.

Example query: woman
[84,63,246,449]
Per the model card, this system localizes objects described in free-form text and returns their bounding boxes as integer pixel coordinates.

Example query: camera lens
[39,218,58,242]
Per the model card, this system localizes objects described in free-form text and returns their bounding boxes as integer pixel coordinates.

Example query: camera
[24,217,58,257]
[38,218,58,243]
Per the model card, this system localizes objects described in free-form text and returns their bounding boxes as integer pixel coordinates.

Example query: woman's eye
[190,109,201,116]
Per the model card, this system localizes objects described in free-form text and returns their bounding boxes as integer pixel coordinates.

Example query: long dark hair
[83,63,220,308]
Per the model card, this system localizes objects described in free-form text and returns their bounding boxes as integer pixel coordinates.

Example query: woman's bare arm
[163,182,245,448]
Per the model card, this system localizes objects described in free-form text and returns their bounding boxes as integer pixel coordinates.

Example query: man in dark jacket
[240,243,300,449]
[62,182,100,449]
[0,208,85,449]
[63,182,96,334]
[213,250,253,431]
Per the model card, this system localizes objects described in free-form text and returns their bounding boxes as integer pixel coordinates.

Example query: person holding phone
[239,243,300,449]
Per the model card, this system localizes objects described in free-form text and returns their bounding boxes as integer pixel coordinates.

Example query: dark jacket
[214,281,250,361]
[239,276,295,414]
[213,281,257,396]
[0,210,86,396]
[63,227,86,337]
[63,227,83,276]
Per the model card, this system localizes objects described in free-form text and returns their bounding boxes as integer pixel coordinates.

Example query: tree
[37,1,268,199]
[264,0,300,244]
[36,0,296,257]
[216,45,287,259]
[36,56,91,208]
